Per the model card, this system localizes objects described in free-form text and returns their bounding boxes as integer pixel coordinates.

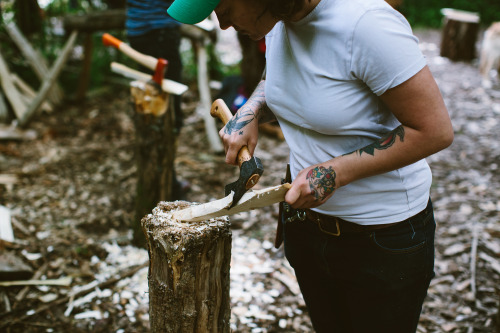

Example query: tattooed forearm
[224,108,256,135]
[306,166,337,201]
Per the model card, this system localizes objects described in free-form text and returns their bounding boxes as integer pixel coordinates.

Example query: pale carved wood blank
[172,183,291,222]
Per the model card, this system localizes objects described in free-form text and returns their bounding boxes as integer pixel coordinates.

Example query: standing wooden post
[440,8,480,61]
[0,90,8,122]
[142,201,232,332]
[180,24,223,153]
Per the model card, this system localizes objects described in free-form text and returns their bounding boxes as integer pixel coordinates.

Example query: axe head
[225,156,264,208]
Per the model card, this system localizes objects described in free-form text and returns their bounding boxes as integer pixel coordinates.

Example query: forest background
[0,0,499,103]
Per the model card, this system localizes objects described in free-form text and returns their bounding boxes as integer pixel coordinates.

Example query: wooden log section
[131,81,175,247]
[440,8,480,61]
[142,201,231,333]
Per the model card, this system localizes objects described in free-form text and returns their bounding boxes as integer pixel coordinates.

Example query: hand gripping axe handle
[210,99,264,208]
[102,33,167,86]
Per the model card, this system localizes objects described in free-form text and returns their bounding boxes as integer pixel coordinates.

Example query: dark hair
[264,0,306,21]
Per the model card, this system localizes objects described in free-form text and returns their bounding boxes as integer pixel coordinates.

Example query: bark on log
[142,201,231,333]
[130,81,177,247]
[440,9,480,61]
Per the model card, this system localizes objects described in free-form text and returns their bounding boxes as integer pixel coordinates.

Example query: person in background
[166,0,454,332]
[126,0,189,198]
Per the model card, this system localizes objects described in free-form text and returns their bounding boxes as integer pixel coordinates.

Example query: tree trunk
[13,0,42,37]
[440,9,480,61]
[142,201,232,333]
[130,82,177,247]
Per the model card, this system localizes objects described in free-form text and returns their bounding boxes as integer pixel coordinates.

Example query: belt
[284,203,400,237]
[304,209,400,236]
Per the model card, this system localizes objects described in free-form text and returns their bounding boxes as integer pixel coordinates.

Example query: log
[62,9,126,32]
[440,8,480,61]
[130,81,177,247]
[172,183,291,222]
[142,201,231,332]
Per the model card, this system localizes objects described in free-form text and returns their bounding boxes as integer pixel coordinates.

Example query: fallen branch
[470,221,479,298]
[4,22,62,105]
[19,30,78,127]
[0,261,148,328]
[14,263,49,304]
[0,277,72,287]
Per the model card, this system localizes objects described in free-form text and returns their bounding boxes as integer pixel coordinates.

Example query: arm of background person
[286,66,454,208]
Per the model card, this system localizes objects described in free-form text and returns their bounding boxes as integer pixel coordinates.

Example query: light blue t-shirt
[265,0,430,224]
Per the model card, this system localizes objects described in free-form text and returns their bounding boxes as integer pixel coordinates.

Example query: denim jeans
[284,199,435,333]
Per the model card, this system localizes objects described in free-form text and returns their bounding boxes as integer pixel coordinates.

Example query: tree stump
[130,80,177,247]
[440,8,480,61]
[142,201,232,333]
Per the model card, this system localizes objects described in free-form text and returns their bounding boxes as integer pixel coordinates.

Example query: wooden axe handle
[110,62,188,95]
[210,99,252,168]
[102,33,158,71]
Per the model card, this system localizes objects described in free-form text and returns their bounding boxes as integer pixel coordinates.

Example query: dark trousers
[284,200,436,333]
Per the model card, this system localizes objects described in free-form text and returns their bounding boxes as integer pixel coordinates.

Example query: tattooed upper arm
[344,125,405,157]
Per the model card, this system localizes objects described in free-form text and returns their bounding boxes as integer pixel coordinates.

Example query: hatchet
[102,33,167,88]
[210,99,264,208]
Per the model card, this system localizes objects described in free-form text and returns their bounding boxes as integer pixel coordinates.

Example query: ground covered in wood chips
[0,29,499,332]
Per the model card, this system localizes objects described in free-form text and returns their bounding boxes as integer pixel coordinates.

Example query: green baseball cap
[168,0,221,24]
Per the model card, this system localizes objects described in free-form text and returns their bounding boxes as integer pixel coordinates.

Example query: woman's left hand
[285,163,338,209]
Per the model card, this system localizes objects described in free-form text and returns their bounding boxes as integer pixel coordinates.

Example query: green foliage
[1,0,496,101]
[180,41,241,87]
[0,0,133,100]
[400,0,500,28]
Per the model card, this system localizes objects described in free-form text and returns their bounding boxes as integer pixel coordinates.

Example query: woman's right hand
[220,104,260,166]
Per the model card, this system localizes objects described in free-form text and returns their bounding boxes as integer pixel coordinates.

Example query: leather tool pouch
[274,164,291,249]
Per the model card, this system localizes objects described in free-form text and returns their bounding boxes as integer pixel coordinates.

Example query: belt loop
[318,218,341,237]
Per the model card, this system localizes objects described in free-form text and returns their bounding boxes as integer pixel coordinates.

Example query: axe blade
[225,156,264,208]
